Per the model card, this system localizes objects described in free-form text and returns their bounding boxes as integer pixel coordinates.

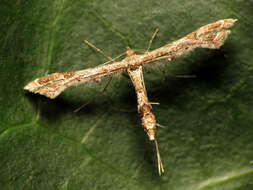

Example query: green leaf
[1,0,253,189]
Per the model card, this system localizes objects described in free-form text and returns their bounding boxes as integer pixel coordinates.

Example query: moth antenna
[84,40,114,62]
[146,28,159,52]
[73,99,93,113]
[155,139,164,175]
[84,40,126,65]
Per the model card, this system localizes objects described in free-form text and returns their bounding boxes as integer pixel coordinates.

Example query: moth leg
[156,123,166,128]
[166,73,196,78]
[74,41,124,112]
[74,99,93,113]
[145,55,197,79]
[73,76,113,112]
[149,102,160,105]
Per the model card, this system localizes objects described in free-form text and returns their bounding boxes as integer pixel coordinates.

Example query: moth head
[125,47,136,57]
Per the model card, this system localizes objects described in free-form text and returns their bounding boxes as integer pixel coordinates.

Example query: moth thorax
[125,48,136,57]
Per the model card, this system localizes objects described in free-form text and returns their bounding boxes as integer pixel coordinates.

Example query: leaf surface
[1,0,253,189]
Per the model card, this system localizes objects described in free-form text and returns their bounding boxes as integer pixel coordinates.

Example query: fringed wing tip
[23,81,58,99]
[225,18,238,24]
[24,81,37,92]
[223,18,238,29]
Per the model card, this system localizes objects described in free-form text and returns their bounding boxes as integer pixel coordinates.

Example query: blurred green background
[1,0,253,189]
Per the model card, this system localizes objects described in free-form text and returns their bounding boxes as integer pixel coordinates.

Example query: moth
[24,19,237,175]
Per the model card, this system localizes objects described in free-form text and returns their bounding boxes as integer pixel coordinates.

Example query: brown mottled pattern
[25,19,236,98]
[37,73,59,85]
[37,71,75,85]
[24,19,237,175]
[63,71,75,79]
